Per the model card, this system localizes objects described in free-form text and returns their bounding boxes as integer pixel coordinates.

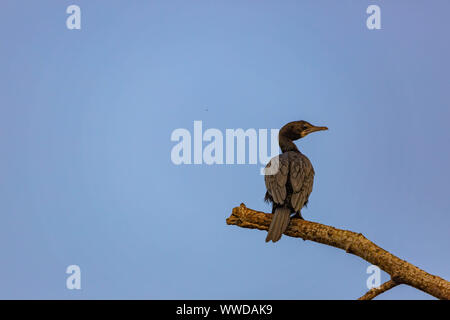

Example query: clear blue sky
[0,1,449,299]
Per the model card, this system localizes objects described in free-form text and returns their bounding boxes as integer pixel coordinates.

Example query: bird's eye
[302,125,309,131]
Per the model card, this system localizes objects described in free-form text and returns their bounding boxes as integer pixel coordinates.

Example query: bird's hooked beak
[301,125,328,137]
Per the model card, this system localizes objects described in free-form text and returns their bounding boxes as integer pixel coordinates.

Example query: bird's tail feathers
[265,207,291,243]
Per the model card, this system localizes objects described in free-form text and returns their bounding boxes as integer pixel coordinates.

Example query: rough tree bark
[226,203,450,300]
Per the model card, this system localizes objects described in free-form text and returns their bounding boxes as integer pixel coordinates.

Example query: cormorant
[264,121,327,242]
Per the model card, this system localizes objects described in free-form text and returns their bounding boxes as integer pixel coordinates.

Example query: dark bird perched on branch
[264,121,328,242]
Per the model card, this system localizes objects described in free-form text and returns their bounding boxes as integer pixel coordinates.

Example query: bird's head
[280,120,328,141]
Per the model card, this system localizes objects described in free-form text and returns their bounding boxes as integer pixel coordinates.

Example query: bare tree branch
[226,203,450,300]
[358,279,399,300]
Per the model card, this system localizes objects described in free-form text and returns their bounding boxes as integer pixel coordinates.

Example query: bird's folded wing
[264,154,289,204]
[290,153,314,211]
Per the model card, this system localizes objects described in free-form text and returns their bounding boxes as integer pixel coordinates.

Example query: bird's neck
[279,135,299,153]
